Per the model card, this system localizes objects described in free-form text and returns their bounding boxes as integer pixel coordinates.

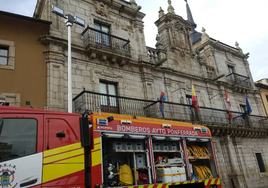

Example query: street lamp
[52,5,85,113]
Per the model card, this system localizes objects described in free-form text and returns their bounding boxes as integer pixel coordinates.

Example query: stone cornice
[210,126,268,138]
[93,0,145,19]
[195,39,249,60]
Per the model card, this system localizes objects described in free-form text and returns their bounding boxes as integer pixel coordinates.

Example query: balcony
[81,26,131,65]
[73,90,268,133]
[226,73,251,88]
[146,46,167,66]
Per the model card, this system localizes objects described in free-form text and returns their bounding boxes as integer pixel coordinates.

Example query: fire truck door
[0,114,44,188]
[43,115,79,150]
[42,115,83,186]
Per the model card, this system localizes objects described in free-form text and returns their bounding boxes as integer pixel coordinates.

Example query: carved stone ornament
[201,27,209,41]
[96,1,109,17]
[172,22,187,48]
[158,7,165,18]
[235,41,243,53]
[167,0,175,14]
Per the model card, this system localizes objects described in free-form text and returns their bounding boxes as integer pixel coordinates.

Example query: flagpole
[162,77,164,92]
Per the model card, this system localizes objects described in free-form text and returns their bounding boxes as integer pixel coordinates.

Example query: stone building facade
[33,0,268,187]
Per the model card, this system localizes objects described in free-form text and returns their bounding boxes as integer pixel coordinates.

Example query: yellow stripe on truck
[94,137,100,144]
[92,143,101,151]
[44,148,84,164]
[211,179,215,185]
[91,137,102,166]
[44,143,81,157]
[92,149,101,166]
[43,155,84,183]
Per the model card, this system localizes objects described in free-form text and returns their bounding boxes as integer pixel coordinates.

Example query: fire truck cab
[0,106,221,188]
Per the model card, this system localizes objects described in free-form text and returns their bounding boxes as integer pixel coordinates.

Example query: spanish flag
[192,82,200,110]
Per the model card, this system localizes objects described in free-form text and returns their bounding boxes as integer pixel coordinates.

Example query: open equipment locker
[100,132,219,187]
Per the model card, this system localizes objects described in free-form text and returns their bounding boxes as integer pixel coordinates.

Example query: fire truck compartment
[100,132,218,187]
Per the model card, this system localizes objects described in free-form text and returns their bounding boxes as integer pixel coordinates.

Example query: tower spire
[185,0,197,30]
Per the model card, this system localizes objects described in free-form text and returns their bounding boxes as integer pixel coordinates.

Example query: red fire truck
[0,106,221,188]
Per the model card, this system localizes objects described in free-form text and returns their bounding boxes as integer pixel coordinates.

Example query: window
[0,47,8,65]
[186,95,192,105]
[0,40,15,70]
[99,81,118,113]
[266,95,268,105]
[228,65,235,81]
[0,93,20,107]
[230,178,236,188]
[0,101,9,106]
[255,153,266,173]
[0,118,37,162]
[240,104,246,113]
[228,65,234,74]
[94,22,110,46]
[186,95,199,121]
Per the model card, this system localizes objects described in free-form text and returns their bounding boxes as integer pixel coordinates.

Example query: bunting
[159,77,166,117]
[191,82,200,110]
[225,90,232,121]
[227,110,233,121]
[225,90,231,107]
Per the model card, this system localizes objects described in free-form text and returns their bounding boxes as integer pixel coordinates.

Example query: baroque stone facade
[34,0,268,187]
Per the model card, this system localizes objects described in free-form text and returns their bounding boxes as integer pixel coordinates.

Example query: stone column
[45,44,66,112]
[167,23,174,47]
[226,135,239,173]
[140,66,155,100]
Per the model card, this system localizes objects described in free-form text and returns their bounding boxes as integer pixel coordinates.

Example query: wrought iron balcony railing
[73,90,268,129]
[81,26,131,56]
[226,73,251,88]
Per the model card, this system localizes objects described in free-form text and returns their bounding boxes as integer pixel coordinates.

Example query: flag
[227,110,233,121]
[159,77,166,117]
[159,92,165,117]
[245,95,252,115]
[225,90,232,121]
[160,91,166,101]
[192,82,200,110]
[225,90,231,107]
[159,102,164,117]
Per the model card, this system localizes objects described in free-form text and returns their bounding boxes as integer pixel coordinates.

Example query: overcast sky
[0,0,267,82]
